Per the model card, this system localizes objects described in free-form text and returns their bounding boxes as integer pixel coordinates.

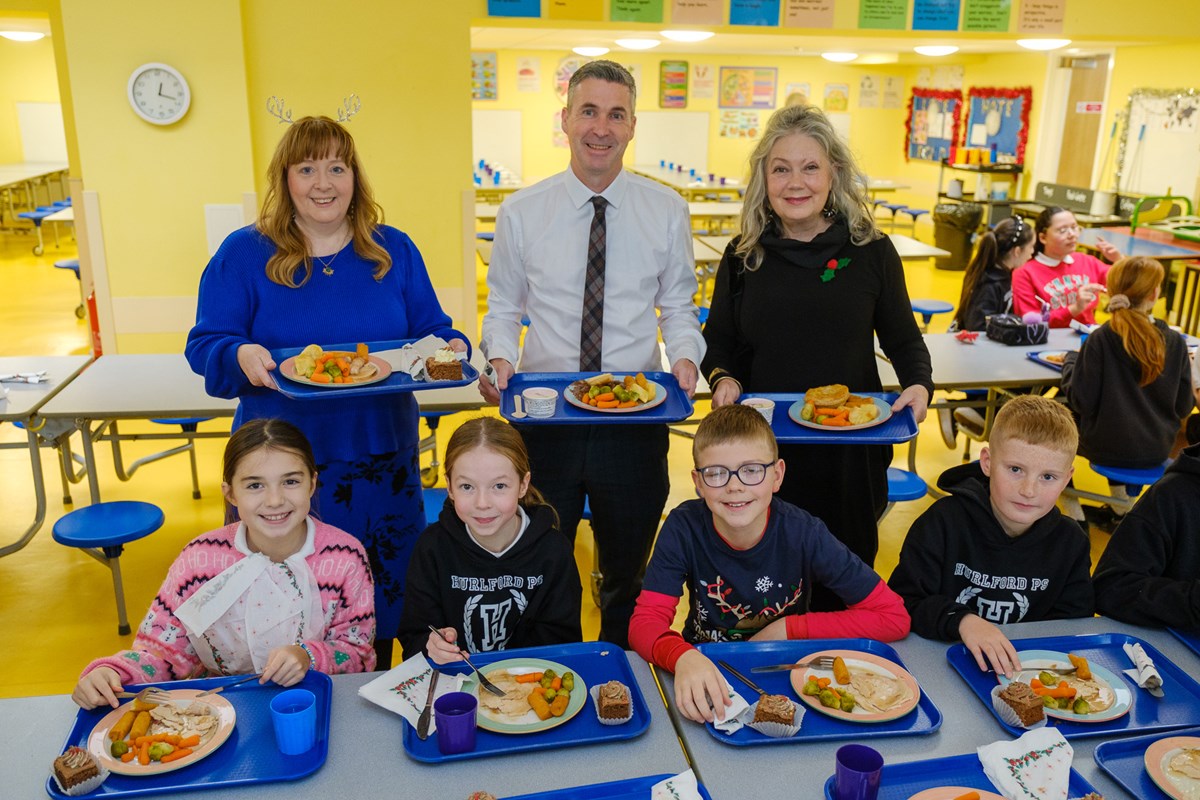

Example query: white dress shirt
[481,168,705,373]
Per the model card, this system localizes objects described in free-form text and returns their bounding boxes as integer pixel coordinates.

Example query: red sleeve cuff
[785,614,810,639]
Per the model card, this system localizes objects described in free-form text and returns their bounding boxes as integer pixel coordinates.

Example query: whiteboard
[1120,90,1200,201]
[633,111,709,171]
[473,109,522,178]
[17,102,67,162]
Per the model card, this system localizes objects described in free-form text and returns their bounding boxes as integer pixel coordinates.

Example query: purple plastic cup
[434,691,478,754]
[834,744,883,800]
[269,688,316,755]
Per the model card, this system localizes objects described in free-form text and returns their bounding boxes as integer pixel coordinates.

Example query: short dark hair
[566,59,636,111]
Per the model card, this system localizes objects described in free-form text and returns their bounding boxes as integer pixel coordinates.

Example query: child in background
[1092,441,1200,631]
[629,405,910,724]
[949,216,1036,332]
[888,396,1093,678]
[1012,206,1121,328]
[1061,256,1195,524]
[72,419,376,709]
[397,417,581,663]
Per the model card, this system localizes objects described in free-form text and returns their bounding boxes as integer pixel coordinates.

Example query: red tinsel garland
[905,87,964,162]
[963,86,1033,165]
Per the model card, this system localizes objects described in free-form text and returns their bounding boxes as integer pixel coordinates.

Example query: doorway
[1056,54,1112,187]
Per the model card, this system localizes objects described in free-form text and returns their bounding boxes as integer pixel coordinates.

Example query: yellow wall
[0,34,58,162]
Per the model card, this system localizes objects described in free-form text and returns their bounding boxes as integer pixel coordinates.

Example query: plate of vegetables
[1000,650,1132,723]
[464,658,586,735]
[564,373,667,413]
[86,690,236,776]
[280,343,392,387]
[789,396,892,431]
[790,649,920,723]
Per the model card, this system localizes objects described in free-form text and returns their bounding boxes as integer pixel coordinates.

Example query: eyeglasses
[1051,224,1080,235]
[695,462,774,488]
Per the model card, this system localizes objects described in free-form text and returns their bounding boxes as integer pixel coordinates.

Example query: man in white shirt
[480,60,704,648]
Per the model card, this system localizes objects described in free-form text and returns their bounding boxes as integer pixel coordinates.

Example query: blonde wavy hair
[1106,256,1167,386]
[257,116,390,288]
[736,105,879,271]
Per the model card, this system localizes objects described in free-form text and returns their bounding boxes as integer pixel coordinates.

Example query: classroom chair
[53,500,164,634]
[107,418,213,500]
[911,299,954,332]
[1062,460,1170,516]
[879,467,929,521]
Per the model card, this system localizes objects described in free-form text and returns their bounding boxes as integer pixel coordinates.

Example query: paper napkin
[374,335,464,380]
[356,653,466,735]
[978,727,1072,800]
[711,680,752,734]
[651,769,704,800]
[1122,642,1164,697]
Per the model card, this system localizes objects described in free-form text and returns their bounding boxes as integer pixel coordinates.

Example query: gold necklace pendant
[321,263,335,276]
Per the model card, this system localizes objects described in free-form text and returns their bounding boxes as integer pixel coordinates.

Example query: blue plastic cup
[834,744,883,800]
[434,691,478,755]
[270,688,316,755]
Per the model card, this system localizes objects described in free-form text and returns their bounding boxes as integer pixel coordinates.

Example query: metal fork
[750,655,838,673]
[427,625,506,697]
[116,686,173,703]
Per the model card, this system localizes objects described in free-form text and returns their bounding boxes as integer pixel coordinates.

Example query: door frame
[1031,48,1116,190]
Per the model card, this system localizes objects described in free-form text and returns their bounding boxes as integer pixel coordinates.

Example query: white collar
[234,516,316,561]
[564,167,626,210]
[469,504,530,558]
[1034,251,1074,267]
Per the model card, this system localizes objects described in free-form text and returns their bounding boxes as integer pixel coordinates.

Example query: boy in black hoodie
[888,395,1093,677]
[1092,442,1200,631]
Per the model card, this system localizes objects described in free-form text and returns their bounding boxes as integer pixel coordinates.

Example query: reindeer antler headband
[266,94,362,124]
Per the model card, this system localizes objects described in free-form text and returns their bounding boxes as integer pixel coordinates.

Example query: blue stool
[54,259,85,319]
[698,306,710,328]
[53,501,164,634]
[880,467,928,521]
[110,417,213,499]
[475,231,494,241]
[877,202,908,231]
[911,299,954,332]
[896,207,929,234]
[1065,461,1169,516]
[17,205,59,255]
[423,487,448,526]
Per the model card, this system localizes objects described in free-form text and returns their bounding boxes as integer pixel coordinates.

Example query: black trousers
[518,423,670,649]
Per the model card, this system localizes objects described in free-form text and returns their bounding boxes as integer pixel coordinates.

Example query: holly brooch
[820,257,851,282]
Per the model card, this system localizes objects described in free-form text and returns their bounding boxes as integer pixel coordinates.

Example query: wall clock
[127,63,190,125]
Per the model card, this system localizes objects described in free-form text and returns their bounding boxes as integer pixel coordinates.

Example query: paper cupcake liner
[746,698,803,738]
[991,684,1047,730]
[589,683,634,726]
[50,761,110,796]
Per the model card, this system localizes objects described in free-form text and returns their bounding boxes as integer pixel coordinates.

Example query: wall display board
[963,87,1032,164]
[635,111,709,170]
[1116,88,1200,200]
[660,60,688,108]
[17,103,67,162]
[718,67,777,109]
[906,88,963,162]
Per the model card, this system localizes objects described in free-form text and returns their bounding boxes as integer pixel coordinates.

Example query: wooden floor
[0,220,1116,699]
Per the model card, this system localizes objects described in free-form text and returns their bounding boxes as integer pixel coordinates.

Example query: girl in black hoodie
[397,418,582,662]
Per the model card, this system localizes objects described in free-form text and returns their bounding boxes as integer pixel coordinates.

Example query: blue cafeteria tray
[48,671,331,798]
[505,773,714,799]
[694,639,942,747]
[743,392,918,445]
[1026,350,1071,371]
[947,632,1200,739]
[1094,725,1200,799]
[400,641,650,763]
[1169,627,1200,662]
[499,372,694,425]
[821,752,1099,799]
[271,339,479,400]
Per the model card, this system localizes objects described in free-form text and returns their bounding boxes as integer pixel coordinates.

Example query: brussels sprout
[839,693,857,712]
[802,679,821,697]
[562,672,575,692]
[544,688,557,701]
[1038,671,1062,687]
[147,742,175,762]
[819,689,840,709]
[110,740,129,758]
[1072,697,1091,715]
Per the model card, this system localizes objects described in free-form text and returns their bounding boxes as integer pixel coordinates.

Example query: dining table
[2,651,690,800]
[0,160,69,222]
[655,616,1200,799]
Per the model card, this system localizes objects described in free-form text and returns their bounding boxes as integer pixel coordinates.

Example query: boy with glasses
[629,404,910,723]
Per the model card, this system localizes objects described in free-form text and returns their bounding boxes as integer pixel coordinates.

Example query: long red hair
[1106,256,1165,386]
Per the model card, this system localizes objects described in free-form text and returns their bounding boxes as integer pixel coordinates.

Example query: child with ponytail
[950,216,1036,332]
[397,417,582,662]
[1061,256,1195,515]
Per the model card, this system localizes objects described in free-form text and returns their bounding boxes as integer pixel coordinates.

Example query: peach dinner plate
[86,689,236,776]
[1144,735,1200,800]
[790,649,920,723]
[279,352,392,388]
[907,788,1006,800]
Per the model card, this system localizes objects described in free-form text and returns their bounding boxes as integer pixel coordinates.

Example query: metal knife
[416,669,440,740]
[750,663,811,673]
[717,660,766,696]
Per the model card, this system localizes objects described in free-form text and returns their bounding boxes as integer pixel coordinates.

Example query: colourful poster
[963,0,1011,31]
[913,0,961,30]
[859,75,880,108]
[719,110,761,138]
[719,67,777,108]
[555,56,587,102]
[472,52,498,101]
[613,0,664,22]
[859,0,908,29]
[783,0,834,27]
[660,60,688,108]
[692,64,716,98]
[966,87,1032,163]
[906,88,963,162]
[729,0,782,26]
[488,0,540,17]
[517,57,540,93]
[548,0,604,21]
[824,83,849,111]
[1018,0,1064,33]
[671,0,723,24]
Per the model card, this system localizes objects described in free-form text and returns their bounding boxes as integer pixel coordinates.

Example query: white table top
[687,201,742,218]
[1,654,688,799]
[876,329,1077,391]
[659,617,1200,800]
[0,356,91,421]
[696,234,949,262]
[0,161,68,189]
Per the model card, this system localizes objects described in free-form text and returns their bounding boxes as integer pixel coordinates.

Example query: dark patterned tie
[579,195,607,372]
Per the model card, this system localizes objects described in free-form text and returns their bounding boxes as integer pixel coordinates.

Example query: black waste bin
[932,202,983,270]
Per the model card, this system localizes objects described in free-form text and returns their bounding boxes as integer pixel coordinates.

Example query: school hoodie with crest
[397,501,582,660]
[887,461,1094,642]
[1092,442,1200,631]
